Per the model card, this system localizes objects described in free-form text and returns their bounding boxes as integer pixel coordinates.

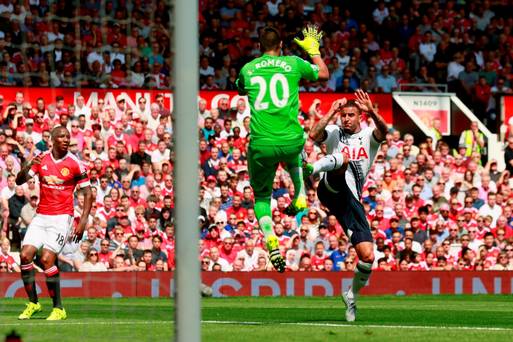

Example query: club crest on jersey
[340,145,369,160]
[60,167,70,177]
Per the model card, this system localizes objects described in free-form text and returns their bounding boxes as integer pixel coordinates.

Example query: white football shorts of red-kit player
[22,214,75,253]
[22,151,90,253]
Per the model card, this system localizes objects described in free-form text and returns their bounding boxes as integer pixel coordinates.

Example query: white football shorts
[22,214,74,254]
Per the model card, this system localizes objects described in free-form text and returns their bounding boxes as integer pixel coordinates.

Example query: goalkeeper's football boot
[266,235,285,273]
[46,307,67,321]
[18,302,42,320]
[342,291,357,322]
[283,195,307,217]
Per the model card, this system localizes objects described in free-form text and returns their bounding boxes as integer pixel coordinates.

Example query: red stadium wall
[1,272,512,298]
[0,88,394,124]
[503,95,513,125]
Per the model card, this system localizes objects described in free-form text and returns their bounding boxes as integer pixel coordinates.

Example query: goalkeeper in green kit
[237,25,329,272]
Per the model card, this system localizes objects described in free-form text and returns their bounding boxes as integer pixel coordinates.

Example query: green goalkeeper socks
[254,200,274,239]
[259,216,274,240]
[288,165,306,202]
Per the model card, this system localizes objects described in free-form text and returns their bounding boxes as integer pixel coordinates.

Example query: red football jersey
[29,151,90,215]
[0,252,16,270]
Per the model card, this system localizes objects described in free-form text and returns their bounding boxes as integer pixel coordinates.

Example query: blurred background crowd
[0,88,512,274]
[1,0,513,127]
[1,0,513,273]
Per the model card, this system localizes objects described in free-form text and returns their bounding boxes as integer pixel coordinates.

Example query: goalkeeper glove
[294,25,323,57]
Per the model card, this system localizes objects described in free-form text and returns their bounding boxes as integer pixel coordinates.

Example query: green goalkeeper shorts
[247,141,304,200]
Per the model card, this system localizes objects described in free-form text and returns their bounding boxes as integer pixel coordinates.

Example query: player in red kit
[15,126,93,321]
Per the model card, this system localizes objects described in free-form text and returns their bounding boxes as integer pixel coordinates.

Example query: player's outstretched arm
[354,89,388,142]
[309,98,347,143]
[294,25,329,81]
[15,154,42,185]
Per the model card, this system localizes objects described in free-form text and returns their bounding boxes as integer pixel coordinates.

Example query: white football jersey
[321,125,381,200]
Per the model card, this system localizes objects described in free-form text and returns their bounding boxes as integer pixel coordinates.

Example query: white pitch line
[1,320,512,332]
[0,321,169,327]
[203,320,513,332]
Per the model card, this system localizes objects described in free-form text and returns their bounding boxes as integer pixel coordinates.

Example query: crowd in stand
[0,0,513,273]
[2,0,513,126]
[0,89,512,274]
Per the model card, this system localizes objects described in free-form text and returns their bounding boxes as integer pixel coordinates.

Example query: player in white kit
[306,90,388,321]
[15,126,93,320]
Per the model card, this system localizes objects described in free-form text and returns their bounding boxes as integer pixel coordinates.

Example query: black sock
[21,263,38,303]
[44,266,62,309]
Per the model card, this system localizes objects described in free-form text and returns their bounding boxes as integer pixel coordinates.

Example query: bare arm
[2,105,13,120]
[484,159,495,173]
[73,185,93,241]
[16,154,41,185]
[19,205,33,226]
[11,263,20,272]
[73,257,84,271]
[311,55,329,81]
[58,254,75,267]
[10,113,22,129]
[6,138,25,158]
[309,98,347,143]
[127,163,141,177]
[354,89,388,142]
[368,106,388,142]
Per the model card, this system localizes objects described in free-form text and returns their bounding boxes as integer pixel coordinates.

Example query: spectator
[459,121,485,158]
[0,237,20,272]
[376,65,397,93]
[478,193,502,228]
[79,248,108,272]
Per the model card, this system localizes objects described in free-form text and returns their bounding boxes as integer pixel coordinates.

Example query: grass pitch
[1,295,512,341]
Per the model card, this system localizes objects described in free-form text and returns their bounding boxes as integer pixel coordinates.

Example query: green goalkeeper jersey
[237,54,319,145]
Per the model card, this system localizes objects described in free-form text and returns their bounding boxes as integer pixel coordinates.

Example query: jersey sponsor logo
[60,167,70,177]
[340,145,369,160]
[42,165,48,170]
[43,184,65,190]
[43,175,65,185]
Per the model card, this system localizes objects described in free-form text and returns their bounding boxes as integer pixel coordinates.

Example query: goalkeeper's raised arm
[294,25,329,81]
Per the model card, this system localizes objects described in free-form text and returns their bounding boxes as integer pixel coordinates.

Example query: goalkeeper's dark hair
[259,26,281,52]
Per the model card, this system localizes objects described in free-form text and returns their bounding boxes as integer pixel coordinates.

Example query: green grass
[1,296,513,341]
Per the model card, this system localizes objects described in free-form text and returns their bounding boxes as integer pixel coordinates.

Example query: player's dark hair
[50,126,68,140]
[259,26,281,52]
[341,99,361,114]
